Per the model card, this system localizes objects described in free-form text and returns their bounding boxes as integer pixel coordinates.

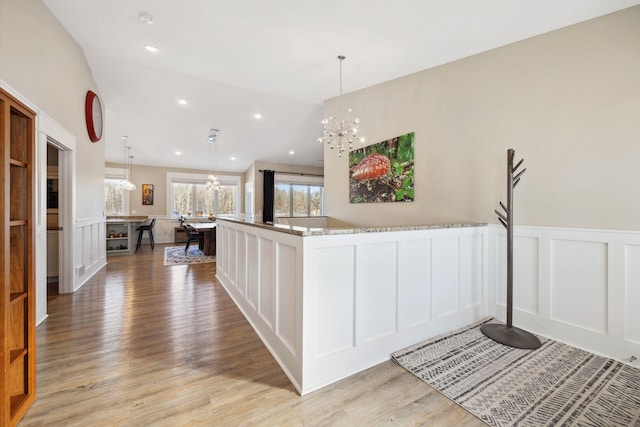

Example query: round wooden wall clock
[85,90,103,142]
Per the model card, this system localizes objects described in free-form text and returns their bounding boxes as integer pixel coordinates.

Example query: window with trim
[167,172,240,218]
[274,173,324,217]
[105,167,128,215]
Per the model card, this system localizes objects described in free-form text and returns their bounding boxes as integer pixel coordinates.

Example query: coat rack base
[481,323,541,349]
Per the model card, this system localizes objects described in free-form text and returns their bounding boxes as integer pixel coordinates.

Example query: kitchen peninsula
[105,216,148,255]
[215,218,487,395]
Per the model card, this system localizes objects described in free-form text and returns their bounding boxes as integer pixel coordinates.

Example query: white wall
[322,6,640,231]
[1,0,106,312]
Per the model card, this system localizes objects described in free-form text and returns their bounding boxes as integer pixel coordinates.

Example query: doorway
[37,112,76,324]
[245,182,254,222]
[46,144,60,303]
[45,136,74,295]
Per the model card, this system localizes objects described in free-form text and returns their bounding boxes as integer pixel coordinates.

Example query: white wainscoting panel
[74,217,106,291]
[236,231,247,297]
[397,239,431,328]
[489,225,640,366]
[312,246,356,358]
[431,236,460,318]
[551,239,608,334]
[259,237,274,328]
[356,242,398,342]
[228,228,238,289]
[216,220,488,395]
[246,234,259,310]
[276,242,298,354]
[460,234,484,309]
[625,244,640,344]
[302,227,487,393]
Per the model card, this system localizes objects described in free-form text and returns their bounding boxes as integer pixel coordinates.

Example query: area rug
[163,246,215,266]
[392,318,640,427]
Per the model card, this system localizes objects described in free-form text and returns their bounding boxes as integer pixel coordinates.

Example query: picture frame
[142,184,154,205]
[349,132,415,203]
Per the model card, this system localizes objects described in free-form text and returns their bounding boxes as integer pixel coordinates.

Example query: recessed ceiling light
[144,44,158,52]
[289,150,295,155]
[175,151,182,155]
[230,156,237,161]
[253,113,262,119]
[177,99,188,105]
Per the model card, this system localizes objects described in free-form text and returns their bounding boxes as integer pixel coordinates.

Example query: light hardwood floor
[20,244,484,426]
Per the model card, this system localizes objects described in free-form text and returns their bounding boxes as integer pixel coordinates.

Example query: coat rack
[481,149,541,349]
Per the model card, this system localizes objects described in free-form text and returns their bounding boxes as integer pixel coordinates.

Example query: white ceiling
[43,0,640,173]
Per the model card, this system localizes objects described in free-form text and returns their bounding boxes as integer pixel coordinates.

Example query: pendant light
[318,55,364,157]
[120,136,136,191]
[206,129,221,190]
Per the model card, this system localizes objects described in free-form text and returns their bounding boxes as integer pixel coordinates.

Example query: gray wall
[322,6,640,230]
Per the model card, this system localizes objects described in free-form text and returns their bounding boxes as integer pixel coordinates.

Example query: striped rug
[392,318,640,426]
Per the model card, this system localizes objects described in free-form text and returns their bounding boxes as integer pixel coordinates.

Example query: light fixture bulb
[144,44,158,52]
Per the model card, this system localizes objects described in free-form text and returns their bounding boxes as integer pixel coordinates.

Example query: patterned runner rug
[392,318,640,427]
[163,246,216,266]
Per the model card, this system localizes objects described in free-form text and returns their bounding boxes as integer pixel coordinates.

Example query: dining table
[190,222,216,256]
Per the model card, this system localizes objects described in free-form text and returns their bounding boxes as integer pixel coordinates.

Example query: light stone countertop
[106,216,149,223]
[216,218,487,237]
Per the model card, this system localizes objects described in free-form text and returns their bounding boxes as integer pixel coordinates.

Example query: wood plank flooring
[20,244,484,426]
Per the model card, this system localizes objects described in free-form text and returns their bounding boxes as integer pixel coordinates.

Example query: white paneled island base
[216,219,488,395]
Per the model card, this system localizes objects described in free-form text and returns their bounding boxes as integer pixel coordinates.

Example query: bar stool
[135,218,156,253]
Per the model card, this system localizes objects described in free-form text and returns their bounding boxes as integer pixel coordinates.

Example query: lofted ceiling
[43,0,640,173]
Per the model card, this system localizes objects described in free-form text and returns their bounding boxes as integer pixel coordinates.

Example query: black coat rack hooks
[481,149,541,349]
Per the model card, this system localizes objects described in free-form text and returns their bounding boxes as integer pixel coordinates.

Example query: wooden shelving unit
[1,88,37,426]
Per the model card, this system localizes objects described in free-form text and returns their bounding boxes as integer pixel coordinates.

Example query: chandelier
[206,129,221,190]
[318,55,364,157]
[120,136,136,191]
[206,173,220,191]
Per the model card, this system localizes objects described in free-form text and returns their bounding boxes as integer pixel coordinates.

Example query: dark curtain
[263,170,275,223]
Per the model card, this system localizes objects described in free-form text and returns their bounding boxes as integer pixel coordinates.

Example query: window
[274,174,324,217]
[104,167,128,215]
[275,183,291,217]
[167,172,240,218]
